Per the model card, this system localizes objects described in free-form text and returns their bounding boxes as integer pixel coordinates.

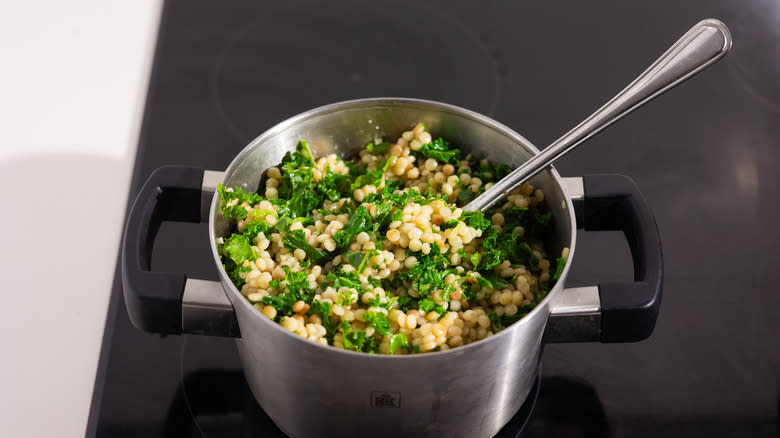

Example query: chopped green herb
[499,231,533,266]
[362,311,391,336]
[217,182,263,218]
[283,229,328,262]
[458,188,477,202]
[459,211,492,232]
[483,274,511,290]
[351,158,391,191]
[418,298,445,315]
[222,233,257,265]
[440,219,459,230]
[343,250,377,273]
[366,141,392,154]
[397,295,417,312]
[340,321,378,353]
[227,264,251,289]
[334,205,372,247]
[389,333,411,354]
[317,168,351,201]
[552,256,567,281]
[308,300,336,342]
[243,221,271,242]
[477,227,501,271]
[326,268,363,290]
[414,137,460,165]
[336,290,354,306]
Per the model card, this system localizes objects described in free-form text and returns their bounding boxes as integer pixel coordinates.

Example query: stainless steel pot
[122,98,663,438]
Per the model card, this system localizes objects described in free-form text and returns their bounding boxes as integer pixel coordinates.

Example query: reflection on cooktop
[212,0,504,144]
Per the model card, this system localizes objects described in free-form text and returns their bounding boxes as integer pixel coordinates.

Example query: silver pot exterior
[233,289,548,438]
[210,98,578,438]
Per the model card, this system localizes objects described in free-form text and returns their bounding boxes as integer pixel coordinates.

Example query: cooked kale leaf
[414,137,460,165]
[552,256,567,281]
[389,333,411,355]
[334,205,372,247]
[351,158,391,191]
[222,233,257,265]
[366,141,392,154]
[459,211,492,232]
[283,229,328,262]
[362,311,391,336]
[217,182,263,218]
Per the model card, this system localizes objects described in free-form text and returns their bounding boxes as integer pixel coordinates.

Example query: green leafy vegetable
[366,141,392,154]
[261,265,315,316]
[260,294,296,316]
[414,137,460,165]
[471,162,511,183]
[461,282,477,302]
[475,275,492,289]
[274,215,294,233]
[389,333,411,354]
[362,311,391,336]
[458,188,477,202]
[488,311,502,331]
[222,234,257,265]
[243,221,272,242]
[336,290,354,306]
[483,274,511,290]
[227,265,251,289]
[217,182,263,218]
[343,250,377,273]
[418,298,446,315]
[283,229,328,262]
[397,244,451,298]
[317,168,351,201]
[368,295,397,310]
[552,256,567,281]
[308,300,336,342]
[351,158,391,191]
[326,268,363,290]
[470,252,480,269]
[459,211,492,232]
[340,321,378,353]
[440,219,459,230]
[277,141,316,198]
[499,231,533,266]
[397,295,417,312]
[477,227,501,271]
[503,206,552,237]
[334,205,372,247]
[287,190,322,218]
[371,201,395,234]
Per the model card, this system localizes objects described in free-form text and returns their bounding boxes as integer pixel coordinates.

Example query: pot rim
[209,97,577,359]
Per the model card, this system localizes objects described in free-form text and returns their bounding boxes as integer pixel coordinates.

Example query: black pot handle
[121,166,204,334]
[581,174,664,342]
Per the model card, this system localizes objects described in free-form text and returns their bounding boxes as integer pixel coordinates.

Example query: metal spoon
[464,19,732,212]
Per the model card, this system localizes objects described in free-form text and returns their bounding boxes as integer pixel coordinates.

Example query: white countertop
[0,2,162,436]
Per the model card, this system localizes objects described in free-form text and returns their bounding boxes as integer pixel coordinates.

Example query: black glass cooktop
[88,1,779,436]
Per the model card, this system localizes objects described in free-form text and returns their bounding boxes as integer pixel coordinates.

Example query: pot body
[210,99,577,438]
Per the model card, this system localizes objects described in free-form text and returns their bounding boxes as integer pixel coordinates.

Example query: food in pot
[216,123,567,354]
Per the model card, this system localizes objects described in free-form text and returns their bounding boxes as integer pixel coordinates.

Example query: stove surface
[89,1,780,436]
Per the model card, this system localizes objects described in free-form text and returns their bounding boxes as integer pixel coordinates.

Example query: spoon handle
[464,19,732,212]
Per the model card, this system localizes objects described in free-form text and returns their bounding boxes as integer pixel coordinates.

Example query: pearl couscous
[217,124,568,354]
